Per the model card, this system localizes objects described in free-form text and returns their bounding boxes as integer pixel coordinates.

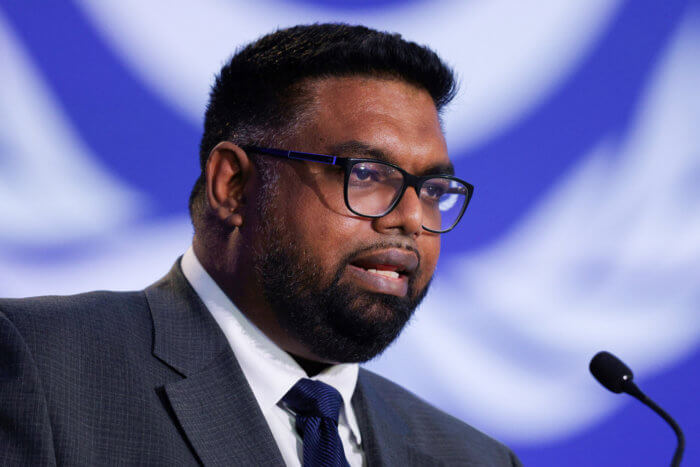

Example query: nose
[373,186,423,236]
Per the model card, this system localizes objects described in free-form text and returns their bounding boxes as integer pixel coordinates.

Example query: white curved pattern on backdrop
[0,11,142,246]
[75,0,622,152]
[0,10,190,294]
[368,9,700,442]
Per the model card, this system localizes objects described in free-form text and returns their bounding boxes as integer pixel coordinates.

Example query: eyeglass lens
[347,161,468,232]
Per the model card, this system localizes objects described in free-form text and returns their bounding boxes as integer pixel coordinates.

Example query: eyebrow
[328,140,455,176]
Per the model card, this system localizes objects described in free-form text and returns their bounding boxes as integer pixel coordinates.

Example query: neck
[193,234,333,368]
[291,353,333,377]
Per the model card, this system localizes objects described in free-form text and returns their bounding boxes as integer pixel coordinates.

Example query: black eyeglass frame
[243,145,474,233]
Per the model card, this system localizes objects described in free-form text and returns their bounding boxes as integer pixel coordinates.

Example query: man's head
[191,23,458,366]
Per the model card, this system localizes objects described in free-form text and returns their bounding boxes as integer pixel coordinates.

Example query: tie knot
[282,379,343,422]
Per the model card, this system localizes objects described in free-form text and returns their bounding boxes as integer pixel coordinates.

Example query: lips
[346,248,419,296]
[351,249,419,275]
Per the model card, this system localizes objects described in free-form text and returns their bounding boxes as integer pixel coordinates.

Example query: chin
[291,292,417,363]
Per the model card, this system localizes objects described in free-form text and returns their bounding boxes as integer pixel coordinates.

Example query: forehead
[297,76,450,174]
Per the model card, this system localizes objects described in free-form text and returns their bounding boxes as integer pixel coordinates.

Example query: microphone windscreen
[589,351,634,394]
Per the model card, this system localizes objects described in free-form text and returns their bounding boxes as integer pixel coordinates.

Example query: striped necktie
[282,378,350,467]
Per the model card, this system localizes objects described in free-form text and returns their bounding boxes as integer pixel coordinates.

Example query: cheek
[417,236,441,282]
[284,185,359,268]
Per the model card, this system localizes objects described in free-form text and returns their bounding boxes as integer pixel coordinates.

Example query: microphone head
[589,351,635,394]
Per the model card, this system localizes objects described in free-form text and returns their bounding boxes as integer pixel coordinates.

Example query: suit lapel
[353,370,442,466]
[163,349,284,466]
[146,261,285,466]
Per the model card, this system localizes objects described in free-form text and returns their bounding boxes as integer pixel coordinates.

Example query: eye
[350,164,384,183]
[422,180,449,201]
[424,184,446,199]
[354,166,376,181]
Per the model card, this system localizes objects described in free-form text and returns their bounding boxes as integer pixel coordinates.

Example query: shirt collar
[180,246,362,443]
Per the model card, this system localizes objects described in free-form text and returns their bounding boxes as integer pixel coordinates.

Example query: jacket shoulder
[0,290,153,355]
[0,289,146,314]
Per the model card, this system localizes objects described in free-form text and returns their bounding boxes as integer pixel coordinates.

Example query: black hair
[189,23,457,226]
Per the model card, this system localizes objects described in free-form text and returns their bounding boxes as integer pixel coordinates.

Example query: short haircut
[189,23,457,226]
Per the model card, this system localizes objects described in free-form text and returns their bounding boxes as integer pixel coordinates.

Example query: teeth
[366,268,400,279]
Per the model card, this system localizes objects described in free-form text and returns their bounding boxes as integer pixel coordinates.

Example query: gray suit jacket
[0,261,521,466]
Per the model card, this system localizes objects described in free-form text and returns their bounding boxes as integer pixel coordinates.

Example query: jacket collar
[146,259,232,376]
[145,260,285,466]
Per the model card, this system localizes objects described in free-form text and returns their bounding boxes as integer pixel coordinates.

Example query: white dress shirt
[181,247,365,466]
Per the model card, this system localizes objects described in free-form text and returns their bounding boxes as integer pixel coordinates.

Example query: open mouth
[354,264,404,280]
[345,249,419,296]
[349,249,417,277]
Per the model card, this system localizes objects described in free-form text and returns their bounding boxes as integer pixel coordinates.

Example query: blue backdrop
[1,1,698,465]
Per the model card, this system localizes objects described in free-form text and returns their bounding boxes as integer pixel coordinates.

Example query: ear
[204,141,253,228]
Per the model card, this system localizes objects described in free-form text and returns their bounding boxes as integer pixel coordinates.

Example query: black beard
[255,226,431,363]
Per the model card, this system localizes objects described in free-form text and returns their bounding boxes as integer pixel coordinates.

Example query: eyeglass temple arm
[244,146,341,166]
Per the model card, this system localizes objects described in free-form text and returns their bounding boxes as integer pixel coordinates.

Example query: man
[0,24,521,466]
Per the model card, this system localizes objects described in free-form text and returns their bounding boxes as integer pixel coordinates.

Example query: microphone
[589,351,685,467]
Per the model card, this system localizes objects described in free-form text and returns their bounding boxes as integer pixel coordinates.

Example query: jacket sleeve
[0,308,57,466]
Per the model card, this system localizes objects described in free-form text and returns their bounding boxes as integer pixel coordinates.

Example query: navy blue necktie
[282,378,350,467]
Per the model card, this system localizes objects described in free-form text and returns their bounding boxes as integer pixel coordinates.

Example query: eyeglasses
[243,146,474,233]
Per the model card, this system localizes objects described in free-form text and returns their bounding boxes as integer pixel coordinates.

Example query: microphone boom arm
[621,379,685,467]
